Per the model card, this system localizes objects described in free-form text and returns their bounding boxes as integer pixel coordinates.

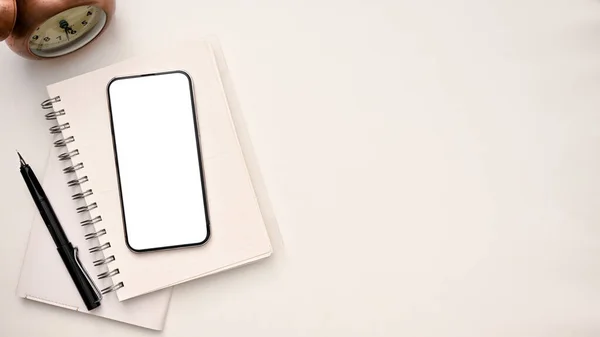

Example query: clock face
[28,5,107,58]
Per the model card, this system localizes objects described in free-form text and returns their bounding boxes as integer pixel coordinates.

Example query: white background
[2,0,600,336]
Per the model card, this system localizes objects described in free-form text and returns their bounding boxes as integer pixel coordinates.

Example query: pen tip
[17,151,25,166]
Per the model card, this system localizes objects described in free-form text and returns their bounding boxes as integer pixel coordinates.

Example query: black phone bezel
[106,70,211,253]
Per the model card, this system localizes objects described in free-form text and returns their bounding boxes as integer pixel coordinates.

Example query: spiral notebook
[17,39,273,327]
[18,40,272,309]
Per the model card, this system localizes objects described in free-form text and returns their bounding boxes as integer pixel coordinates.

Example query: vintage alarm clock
[0,0,115,59]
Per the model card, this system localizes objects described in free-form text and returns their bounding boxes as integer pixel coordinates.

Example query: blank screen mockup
[107,71,209,252]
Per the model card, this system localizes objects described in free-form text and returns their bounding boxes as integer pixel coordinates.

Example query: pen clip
[73,246,103,303]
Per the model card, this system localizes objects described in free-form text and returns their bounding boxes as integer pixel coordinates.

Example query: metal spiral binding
[41,96,61,109]
[44,96,124,296]
[72,189,93,200]
[85,228,106,240]
[67,175,88,186]
[81,215,102,226]
[63,162,84,173]
[59,149,79,161]
[98,269,119,280]
[50,123,70,134]
[54,136,75,147]
[45,109,66,120]
[45,109,65,120]
[77,202,98,213]
[93,255,115,267]
[89,242,111,253]
[101,282,124,295]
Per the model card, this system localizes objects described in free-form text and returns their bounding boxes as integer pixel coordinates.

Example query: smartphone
[107,71,210,252]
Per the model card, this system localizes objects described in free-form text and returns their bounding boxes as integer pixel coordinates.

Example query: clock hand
[59,20,70,41]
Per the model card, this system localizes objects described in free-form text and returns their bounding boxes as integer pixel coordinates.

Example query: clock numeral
[87,11,93,16]
[32,35,39,40]
[43,37,50,42]
[82,20,88,26]
[56,36,62,41]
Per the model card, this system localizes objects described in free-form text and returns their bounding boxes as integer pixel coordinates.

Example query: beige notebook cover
[42,41,272,301]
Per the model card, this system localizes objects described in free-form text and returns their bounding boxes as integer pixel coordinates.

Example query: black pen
[18,152,102,311]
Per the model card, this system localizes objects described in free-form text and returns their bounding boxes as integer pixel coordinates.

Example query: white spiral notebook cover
[35,40,272,302]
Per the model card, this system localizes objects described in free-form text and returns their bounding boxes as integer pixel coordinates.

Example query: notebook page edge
[206,38,284,255]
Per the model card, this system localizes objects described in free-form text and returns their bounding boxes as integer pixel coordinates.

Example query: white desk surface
[2,1,600,336]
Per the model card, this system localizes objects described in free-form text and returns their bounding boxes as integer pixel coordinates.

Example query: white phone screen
[107,71,209,252]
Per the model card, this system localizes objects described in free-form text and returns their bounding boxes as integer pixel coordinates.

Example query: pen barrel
[21,165,69,246]
[38,198,70,246]
[57,243,101,311]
